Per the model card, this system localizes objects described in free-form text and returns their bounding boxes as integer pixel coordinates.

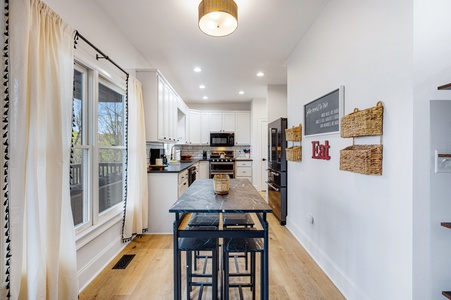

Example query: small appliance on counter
[149,148,164,165]
[203,150,208,160]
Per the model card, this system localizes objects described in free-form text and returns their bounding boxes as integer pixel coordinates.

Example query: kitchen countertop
[234,158,253,161]
[169,178,271,213]
[147,159,199,173]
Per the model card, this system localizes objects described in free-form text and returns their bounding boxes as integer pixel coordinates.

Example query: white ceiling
[94,0,327,103]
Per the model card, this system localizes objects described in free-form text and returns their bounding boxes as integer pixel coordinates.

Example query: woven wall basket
[286,146,302,161]
[340,145,383,175]
[285,125,302,142]
[341,101,383,138]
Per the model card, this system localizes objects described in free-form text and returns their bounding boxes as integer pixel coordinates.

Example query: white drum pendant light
[198,0,238,37]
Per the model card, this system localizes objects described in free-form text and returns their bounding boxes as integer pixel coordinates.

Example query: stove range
[209,158,235,162]
[209,151,235,178]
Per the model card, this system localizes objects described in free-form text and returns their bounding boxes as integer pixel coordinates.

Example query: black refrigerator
[267,118,287,225]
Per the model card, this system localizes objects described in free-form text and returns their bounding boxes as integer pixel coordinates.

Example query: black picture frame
[304,86,344,136]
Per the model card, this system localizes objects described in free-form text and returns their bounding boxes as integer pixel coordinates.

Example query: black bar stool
[222,213,255,228]
[178,226,219,300]
[223,213,255,270]
[222,235,264,300]
[188,213,220,271]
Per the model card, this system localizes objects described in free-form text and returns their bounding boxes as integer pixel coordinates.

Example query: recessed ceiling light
[256,72,264,77]
[203,96,208,100]
[194,67,202,72]
[239,91,244,95]
[199,84,206,89]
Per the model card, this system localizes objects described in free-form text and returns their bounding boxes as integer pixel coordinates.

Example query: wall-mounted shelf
[443,291,451,299]
[438,83,451,90]
[441,222,451,229]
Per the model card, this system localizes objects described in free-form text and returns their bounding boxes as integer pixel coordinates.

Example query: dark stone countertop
[169,179,272,213]
[147,159,199,174]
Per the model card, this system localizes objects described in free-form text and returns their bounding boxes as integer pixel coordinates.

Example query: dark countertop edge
[169,209,273,213]
[147,159,200,174]
[235,158,253,161]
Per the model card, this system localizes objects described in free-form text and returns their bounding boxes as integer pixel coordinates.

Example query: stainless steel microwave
[210,132,235,146]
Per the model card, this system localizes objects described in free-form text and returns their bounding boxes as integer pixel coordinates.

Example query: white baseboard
[77,236,127,292]
[286,217,370,300]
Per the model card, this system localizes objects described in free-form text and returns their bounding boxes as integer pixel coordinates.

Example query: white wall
[413,1,451,299]
[287,1,413,299]
[251,98,267,190]
[42,0,151,291]
[267,85,287,123]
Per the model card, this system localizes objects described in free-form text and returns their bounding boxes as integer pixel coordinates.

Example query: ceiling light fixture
[198,0,238,37]
[194,67,202,72]
[239,91,244,95]
[257,72,264,77]
[203,96,208,100]
[199,84,206,89]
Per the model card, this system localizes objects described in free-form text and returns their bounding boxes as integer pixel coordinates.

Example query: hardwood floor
[79,213,345,299]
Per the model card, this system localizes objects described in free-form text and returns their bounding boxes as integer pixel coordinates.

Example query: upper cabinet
[187,110,251,145]
[137,70,184,143]
[188,110,201,144]
[235,112,251,145]
[210,112,235,132]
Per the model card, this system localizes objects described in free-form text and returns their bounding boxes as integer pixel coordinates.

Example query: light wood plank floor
[79,213,345,300]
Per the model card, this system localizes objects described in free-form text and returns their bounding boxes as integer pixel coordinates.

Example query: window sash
[72,62,127,234]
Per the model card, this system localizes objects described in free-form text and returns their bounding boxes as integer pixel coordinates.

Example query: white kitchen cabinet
[188,110,201,144]
[223,113,236,132]
[235,112,251,145]
[200,113,210,144]
[178,169,189,196]
[210,112,235,132]
[137,69,180,142]
[147,173,178,233]
[198,161,209,179]
[235,160,252,182]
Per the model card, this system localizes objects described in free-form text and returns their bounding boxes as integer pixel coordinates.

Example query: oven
[209,161,235,178]
[209,150,235,178]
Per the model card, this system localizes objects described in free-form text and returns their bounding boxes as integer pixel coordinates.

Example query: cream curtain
[9,0,78,299]
[123,76,148,240]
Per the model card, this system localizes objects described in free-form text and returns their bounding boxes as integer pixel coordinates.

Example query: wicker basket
[285,124,302,141]
[286,146,302,161]
[341,101,383,138]
[213,174,230,194]
[340,145,383,175]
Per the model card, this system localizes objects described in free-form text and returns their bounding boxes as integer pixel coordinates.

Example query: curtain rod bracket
[96,54,109,61]
[74,31,128,77]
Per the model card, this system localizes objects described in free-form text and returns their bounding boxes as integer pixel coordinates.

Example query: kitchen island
[169,178,272,299]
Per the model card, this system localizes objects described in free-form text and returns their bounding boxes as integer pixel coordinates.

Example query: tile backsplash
[177,145,252,160]
[146,142,252,162]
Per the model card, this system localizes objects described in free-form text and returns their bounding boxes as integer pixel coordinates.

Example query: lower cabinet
[235,160,252,182]
[178,169,188,196]
[198,161,209,179]
[147,169,188,234]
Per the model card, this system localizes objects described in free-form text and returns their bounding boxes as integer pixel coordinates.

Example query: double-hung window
[71,61,126,233]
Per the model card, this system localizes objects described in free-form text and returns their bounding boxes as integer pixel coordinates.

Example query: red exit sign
[312,141,331,160]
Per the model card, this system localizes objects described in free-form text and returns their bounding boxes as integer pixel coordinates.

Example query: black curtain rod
[75,31,129,77]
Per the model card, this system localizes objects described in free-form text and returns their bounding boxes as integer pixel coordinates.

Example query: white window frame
[72,53,127,238]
